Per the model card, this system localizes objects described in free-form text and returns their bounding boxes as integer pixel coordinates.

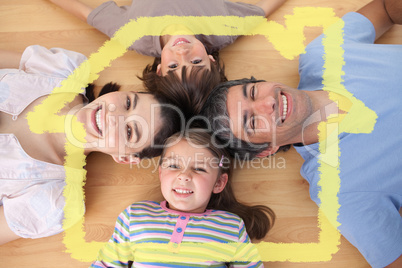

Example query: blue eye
[194,167,206,172]
[192,59,202,64]
[168,63,178,69]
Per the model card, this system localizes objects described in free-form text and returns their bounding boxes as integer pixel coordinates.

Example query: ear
[208,55,215,63]
[213,173,228,194]
[256,146,279,158]
[112,155,141,165]
[129,155,141,165]
[156,64,162,76]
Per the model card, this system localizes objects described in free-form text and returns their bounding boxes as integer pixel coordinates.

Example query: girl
[49,0,286,116]
[91,129,275,267]
[0,45,181,244]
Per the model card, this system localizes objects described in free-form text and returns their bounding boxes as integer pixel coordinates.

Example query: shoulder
[206,209,243,226]
[20,45,87,78]
[116,201,163,222]
[87,1,123,22]
[342,12,376,39]
[223,0,265,17]
[127,200,163,213]
[305,12,375,51]
[324,12,376,44]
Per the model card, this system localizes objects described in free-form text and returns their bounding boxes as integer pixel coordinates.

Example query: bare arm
[357,0,397,40]
[384,0,402,25]
[49,0,93,22]
[254,0,287,18]
[0,50,22,69]
[386,254,402,268]
[0,206,21,245]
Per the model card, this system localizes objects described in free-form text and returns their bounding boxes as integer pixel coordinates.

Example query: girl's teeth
[174,40,189,46]
[282,95,288,121]
[174,189,193,194]
[95,108,102,134]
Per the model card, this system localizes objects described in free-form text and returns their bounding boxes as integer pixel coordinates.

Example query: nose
[255,95,275,115]
[177,169,192,182]
[107,102,124,116]
[106,102,126,125]
[175,47,190,55]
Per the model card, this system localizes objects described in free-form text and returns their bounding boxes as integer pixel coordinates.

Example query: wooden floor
[0,0,401,267]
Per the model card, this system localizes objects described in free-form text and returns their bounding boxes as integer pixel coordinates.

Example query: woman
[0,45,181,244]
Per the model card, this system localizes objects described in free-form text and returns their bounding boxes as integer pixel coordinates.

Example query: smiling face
[159,139,227,213]
[75,91,162,163]
[226,81,315,152]
[157,35,215,77]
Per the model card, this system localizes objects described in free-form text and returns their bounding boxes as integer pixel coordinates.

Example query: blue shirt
[295,12,402,268]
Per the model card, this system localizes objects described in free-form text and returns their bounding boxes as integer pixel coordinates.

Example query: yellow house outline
[27,7,377,263]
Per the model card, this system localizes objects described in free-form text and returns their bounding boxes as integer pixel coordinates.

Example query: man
[200,0,402,267]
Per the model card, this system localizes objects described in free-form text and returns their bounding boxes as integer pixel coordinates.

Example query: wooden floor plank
[1,0,401,267]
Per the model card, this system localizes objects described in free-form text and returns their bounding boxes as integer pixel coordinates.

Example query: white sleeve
[19,45,87,78]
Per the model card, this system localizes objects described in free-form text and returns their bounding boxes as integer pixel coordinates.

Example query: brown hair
[85,82,121,102]
[160,129,275,240]
[138,53,227,120]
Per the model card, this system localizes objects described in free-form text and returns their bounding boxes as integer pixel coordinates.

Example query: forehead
[226,84,244,116]
[227,83,247,102]
[226,84,249,139]
[135,93,162,122]
[164,139,215,160]
[162,60,212,77]
[137,92,157,102]
[226,80,266,100]
[171,65,210,78]
[137,93,162,115]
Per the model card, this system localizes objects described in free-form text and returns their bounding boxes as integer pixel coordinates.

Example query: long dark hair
[160,129,275,240]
